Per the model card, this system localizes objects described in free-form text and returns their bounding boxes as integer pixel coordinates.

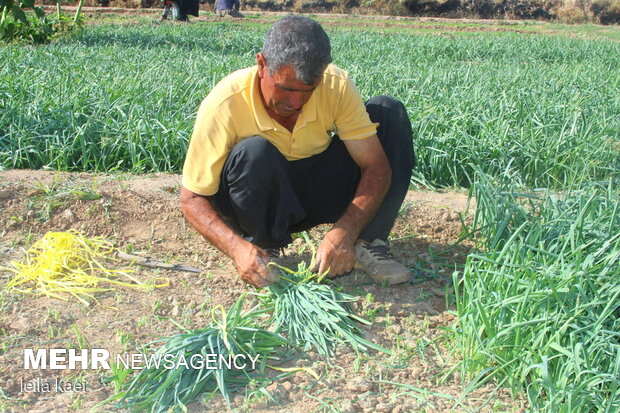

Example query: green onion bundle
[263,262,390,358]
[118,295,286,412]
[113,264,389,412]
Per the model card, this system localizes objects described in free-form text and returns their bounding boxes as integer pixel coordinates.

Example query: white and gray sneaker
[355,239,412,285]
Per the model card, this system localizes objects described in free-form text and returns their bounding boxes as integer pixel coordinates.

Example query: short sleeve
[334,76,378,141]
[182,98,237,196]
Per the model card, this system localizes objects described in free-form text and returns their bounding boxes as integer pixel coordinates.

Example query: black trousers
[209,95,415,249]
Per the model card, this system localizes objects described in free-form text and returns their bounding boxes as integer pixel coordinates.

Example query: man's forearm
[332,162,391,242]
[180,187,277,287]
[179,187,246,260]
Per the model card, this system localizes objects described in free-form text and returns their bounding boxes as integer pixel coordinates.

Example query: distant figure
[215,0,243,17]
[161,0,200,21]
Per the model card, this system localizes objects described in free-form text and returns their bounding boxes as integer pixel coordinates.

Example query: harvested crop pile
[110,262,390,411]
[116,295,288,412]
[262,262,391,358]
[3,230,163,304]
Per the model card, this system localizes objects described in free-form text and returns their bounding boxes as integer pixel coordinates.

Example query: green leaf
[11,4,28,25]
[1,0,15,11]
[19,0,34,8]
[33,6,45,18]
[1,21,16,40]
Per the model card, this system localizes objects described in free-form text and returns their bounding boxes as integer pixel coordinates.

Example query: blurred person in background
[214,0,243,17]
[161,0,199,21]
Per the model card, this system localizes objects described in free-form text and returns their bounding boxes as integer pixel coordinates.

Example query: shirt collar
[250,66,276,132]
[295,89,317,131]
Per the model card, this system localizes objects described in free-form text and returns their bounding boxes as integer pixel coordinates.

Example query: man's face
[257,53,320,119]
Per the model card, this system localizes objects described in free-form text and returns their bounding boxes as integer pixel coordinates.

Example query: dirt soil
[0,170,524,412]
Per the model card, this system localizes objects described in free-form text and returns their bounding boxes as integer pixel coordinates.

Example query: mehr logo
[24,349,111,370]
[23,349,261,370]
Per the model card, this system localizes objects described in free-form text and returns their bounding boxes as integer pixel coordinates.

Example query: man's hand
[311,134,391,278]
[314,227,356,277]
[180,187,279,288]
[232,241,279,288]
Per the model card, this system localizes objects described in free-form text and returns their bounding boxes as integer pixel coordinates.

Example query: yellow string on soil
[2,230,167,305]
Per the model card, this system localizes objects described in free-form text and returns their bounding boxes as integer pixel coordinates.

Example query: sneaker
[355,239,412,285]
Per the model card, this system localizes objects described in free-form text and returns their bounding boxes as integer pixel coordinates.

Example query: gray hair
[262,16,332,85]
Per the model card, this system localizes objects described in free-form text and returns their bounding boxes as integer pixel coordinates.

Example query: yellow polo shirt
[182,64,378,196]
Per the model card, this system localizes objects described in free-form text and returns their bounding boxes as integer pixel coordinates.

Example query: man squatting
[180,16,415,287]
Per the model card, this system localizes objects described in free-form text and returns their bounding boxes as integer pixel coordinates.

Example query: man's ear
[256,53,266,78]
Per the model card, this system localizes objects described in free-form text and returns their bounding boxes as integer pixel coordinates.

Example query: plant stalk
[1,6,9,26]
[73,0,84,23]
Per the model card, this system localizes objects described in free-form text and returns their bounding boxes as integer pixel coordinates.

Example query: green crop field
[1,20,618,189]
[1,15,619,412]
[456,170,619,411]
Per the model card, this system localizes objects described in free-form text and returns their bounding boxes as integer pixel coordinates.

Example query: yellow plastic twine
[2,230,167,305]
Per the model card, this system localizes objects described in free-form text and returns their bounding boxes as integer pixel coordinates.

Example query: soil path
[0,170,523,412]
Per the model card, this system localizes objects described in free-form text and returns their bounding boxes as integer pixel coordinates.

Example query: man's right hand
[180,188,280,289]
[232,241,280,288]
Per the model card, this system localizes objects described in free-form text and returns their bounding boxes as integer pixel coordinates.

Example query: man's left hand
[314,228,356,277]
